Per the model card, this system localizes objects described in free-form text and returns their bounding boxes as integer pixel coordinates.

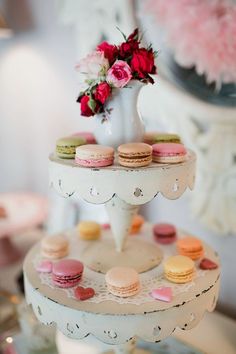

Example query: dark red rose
[97,41,118,64]
[127,28,139,42]
[119,40,139,59]
[80,95,93,117]
[131,48,156,79]
[94,82,111,104]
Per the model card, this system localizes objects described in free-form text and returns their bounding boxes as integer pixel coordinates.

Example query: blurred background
[0,0,236,353]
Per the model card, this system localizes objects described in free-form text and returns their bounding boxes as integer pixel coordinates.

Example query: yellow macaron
[164,255,195,284]
[78,221,101,241]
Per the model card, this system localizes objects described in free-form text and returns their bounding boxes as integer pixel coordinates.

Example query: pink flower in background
[146,0,236,85]
[76,51,109,80]
[107,60,132,88]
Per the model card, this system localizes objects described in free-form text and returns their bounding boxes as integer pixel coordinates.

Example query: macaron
[52,259,84,288]
[130,214,145,235]
[118,143,152,168]
[72,131,97,144]
[177,236,204,260]
[164,255,195,284]
[56,136,86,159]
[153,223,177,244]
[152,143,187,164]
[78,221,101,241]
[75,144,114,167]
[41,234,69,259]
[144,132,181,145]
[105,266,140,297]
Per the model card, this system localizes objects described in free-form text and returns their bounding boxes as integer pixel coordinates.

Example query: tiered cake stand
[23,151,220,354]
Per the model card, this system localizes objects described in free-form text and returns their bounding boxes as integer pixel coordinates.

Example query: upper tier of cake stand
[49,150,196,253]
[49,150,196,205]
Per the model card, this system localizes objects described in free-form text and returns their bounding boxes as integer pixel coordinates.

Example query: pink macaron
[153,223,177,245]
[75,144,114,167]
[72,132,97,144]
[152,143,187,164]
[52,259,84,288]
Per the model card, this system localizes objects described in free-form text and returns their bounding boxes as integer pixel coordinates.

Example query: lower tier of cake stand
[23,224,220,354]
[56,330,206,354]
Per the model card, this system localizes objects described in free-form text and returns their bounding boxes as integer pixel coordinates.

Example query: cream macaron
[105,266,140,297]
[41,234,69,259]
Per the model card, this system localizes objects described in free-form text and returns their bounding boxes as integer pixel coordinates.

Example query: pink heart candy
[200,258,218,270]
[36,260,52,273]
[150,287,173,302]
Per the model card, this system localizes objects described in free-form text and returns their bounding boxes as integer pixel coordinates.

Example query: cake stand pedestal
[0,193,48,267]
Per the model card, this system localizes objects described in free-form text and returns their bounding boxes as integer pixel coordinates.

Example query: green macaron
[56,136,86,159]
[144,132,182,145]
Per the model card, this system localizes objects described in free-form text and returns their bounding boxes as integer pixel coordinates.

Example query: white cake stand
[23,150,221,353]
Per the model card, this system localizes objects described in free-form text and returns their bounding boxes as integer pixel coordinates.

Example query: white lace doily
[32,226,206,305]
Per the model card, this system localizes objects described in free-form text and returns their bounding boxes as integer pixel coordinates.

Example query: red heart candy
[200,258,218,270]
[74,286,95,301]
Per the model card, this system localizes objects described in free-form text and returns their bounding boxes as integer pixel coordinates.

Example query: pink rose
[75,51,109,80]
[106,60,132,88]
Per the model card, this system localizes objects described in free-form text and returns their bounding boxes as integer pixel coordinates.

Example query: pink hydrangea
[146,0,236,85]
[76,51,109,80]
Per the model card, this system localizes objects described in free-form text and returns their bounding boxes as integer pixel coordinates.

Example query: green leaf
[116,26,127,41]
[88,97,96,112]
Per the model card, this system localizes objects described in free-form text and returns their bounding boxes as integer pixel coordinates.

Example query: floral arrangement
[76,28,157,117]
[146,0,236,86]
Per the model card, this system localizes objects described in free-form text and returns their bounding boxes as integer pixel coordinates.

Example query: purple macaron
[153,223,177,245]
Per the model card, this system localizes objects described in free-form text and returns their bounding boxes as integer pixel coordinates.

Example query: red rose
[131,48,156,79]
[119,40,139,59]
[97,41,118,64]
[127,28,139,42]
[79,95,100,117]
[94,82,111,104]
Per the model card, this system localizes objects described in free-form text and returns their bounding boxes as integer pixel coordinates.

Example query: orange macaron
[177,236,204,260]
[129,214,145,235]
